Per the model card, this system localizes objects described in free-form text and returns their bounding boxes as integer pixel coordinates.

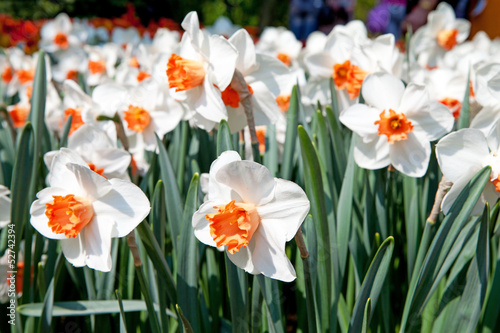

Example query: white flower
[40,13,85,52]
[30,149,150,271]
[192,151,310,282]
[410,2,470,68]
[436,126,500,215]
[339,72,454,177]
[166,11,238,131]
[0,185,11,228]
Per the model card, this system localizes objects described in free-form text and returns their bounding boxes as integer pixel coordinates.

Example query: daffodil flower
[40,13,84,53]
[339,72,454,177]
[0,185,11,228]
[30,149,150,271]
[192,151,310,282]
[436,126,500,215]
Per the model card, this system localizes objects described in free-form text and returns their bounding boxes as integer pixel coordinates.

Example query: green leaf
[361,299,372,333]
[325,105,347,192]
[449,204,489,331]
[177,173,201,332]
[39,251,64,332]
[298,125,332,331]
[225,255,249,333]
[10,123,33,258]
[156,134,183,253]
[217,119,234,155]
[337,134,358,279]
[257,275,284,333]
[263,124,278,176]
[348,237,394,333]
[457,70,471,130]
[19,299,177,317]
[135,263,161,333]
[176,304,195,333]
[115,291,128,333]
[401,166,491,331]
[481,237,500,332]
[136,220,177,304]
[281,85,299,180]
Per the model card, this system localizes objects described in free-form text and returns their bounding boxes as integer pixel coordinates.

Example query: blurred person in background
[289,0,323,40]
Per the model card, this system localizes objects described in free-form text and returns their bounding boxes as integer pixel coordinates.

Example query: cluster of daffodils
[1,2,500,283]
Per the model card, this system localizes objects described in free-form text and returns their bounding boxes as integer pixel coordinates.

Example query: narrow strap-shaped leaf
[135,263,161,333]
[177,174,201,332]
[39,251,64,332]
[325,105,347,193]
[281,85,299,180]
[337,134,358,280]
[449,204,489,331]
[348,237,394,333]
[457,69,471,130]
[59,114,72,148]
[176,304,195,333]
[401,166,491,330]
[257,275,284,333]
[298,125,332,331]
[225,255,249,333]
[115,290,129,333]
[481,240,500,332]
[263,124,278,176]
[136,220,177,303]
[217,119,234,155]
[361,298,372,333]
[156,134,183,253]
[177,121,189,192]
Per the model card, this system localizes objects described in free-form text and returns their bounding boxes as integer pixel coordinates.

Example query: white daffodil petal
[354,136,391,170]
[435,129,489,182]
[361,72,404,111]
[251,226,296,282]
[66,163,113,201]
[61,235,86,267]
[408,101,454,141]
[192,201,222,248]
[227,245,260,275]
[390,132,431,177]
[84,218,113,272]
[91,178,150,238]
[256,179,309,242]
[441,169,485,215]
[215,161,276,206]
[208,151,242,201]
[339,104,380,137]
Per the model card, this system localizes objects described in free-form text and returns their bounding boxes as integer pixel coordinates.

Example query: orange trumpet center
[276,94,290,113]
[9,105,30,128]
[88,60,106,75]
[88,163,105,177]
[66,70,78,81]
[439,97,461,119]
[220,84,253,108]
[167,53,205,92]
[129,57,140,68]
[206,200,261,254]
[437,29,458,51]
[54,33,69,49]
[45,194,94,238]
[137,71,151,82]
[277,53,292,67]
[124,105,151,132]
[64,107,84,135]
[16,69,35,84]
[374,109,414,144]
[2,66,13,83]
[333,60,368,99]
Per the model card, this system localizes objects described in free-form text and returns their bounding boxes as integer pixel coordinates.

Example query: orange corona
[439,97,461,119]
[88,163,105,177]
[16,69,35,84]
[88,60,106,75]
[206,200,261,254]
[45,194,94,238]
[2,66,13,83]
[437,29,459,51]
[277,53,292,67]
[333,60,368,99]
[64,107,84,135]
[137,71,151,82]
[167,53,205,92]
[54,33,69,49]
[124,105,151,132]
[276,94,290,112]
[375,109,414,144]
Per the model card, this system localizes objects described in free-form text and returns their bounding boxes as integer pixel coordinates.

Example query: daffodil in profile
[30,149,150,271]
[192,151,310,282]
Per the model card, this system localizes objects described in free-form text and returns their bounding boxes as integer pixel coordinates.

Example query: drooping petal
[215,160,276,206]
[436,129,490,182]
[441,169,485,215]
[84,217,113,272]
[390,132,431,177]
[227,245,260,274]
[229,29,257,75]
[91,178,150,238]
[250,225,296,282]
[60,235,86,267]
[256,179,309,242]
